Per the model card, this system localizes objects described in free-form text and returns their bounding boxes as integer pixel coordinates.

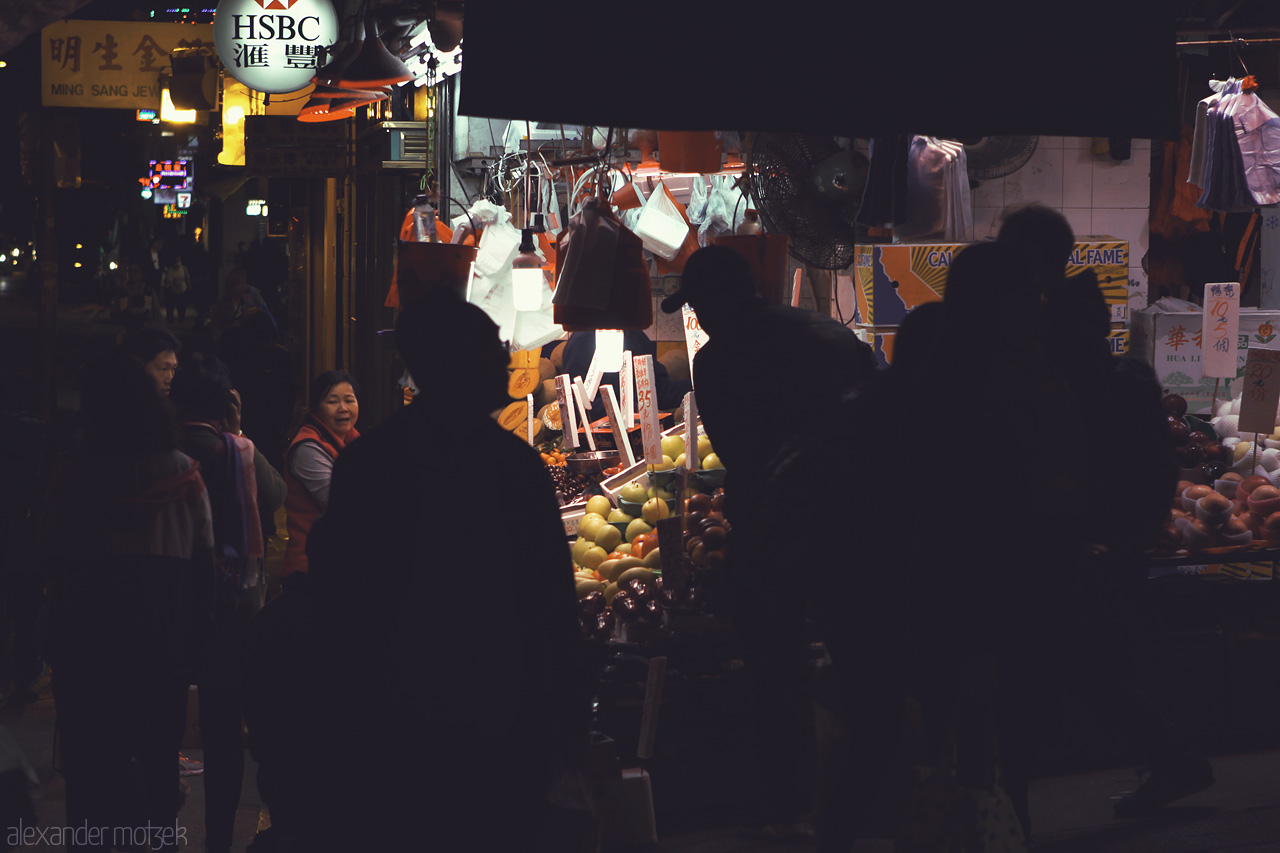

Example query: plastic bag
[698,180,732,246]
[634,180,688,260]
[475,216,521,279]
[687,178,710,225]
[553,198,653,331]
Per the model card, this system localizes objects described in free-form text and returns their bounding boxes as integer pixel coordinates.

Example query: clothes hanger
[1231,36,1258,91]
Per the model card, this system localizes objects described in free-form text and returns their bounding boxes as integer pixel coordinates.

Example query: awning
[460,0,1180,141]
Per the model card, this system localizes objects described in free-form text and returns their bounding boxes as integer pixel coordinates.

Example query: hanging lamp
[337,15,414,88]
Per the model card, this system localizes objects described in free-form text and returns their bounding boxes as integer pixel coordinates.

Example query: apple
[701,525,727,550]
[661,434,685,460]
[688,493,712,515]
[607,509,634,523]
[702,452,725,470]
[625,518,653,542]
[1162,394,1188,416]
[578,513,608,541]
[620,481,648,503]
[1166,416,1190,445]
[595,524,623,552]
[586,495,613,517]
[642,497,671,524]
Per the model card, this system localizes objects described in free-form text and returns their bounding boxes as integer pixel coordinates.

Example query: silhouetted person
[998,205,1210,822]
[220,309,297,475]
[244,290,591,850]
[0,372,54,703]
[659,245,877,836]
[40,352,214,853]
[171,354,285,853]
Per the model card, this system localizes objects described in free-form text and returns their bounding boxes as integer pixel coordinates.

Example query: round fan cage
[962,135,1039,181]
[746,133,865,270]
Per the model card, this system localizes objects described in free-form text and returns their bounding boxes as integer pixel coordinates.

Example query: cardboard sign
[1238,347,1280,435]
[680,305,709,386]
[683,392,699,471]
[555,374,579,451]
[633,355,662,462]
[526,393,536,445]
[600,385,636,468]
[619,351,634,430]
[571,378,597,451]
[1202,282,1242,379]
[583,357,604,403]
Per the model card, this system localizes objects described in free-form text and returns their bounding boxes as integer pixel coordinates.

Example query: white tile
[1004,146,1064,207]
[1036,136,1065,150]
[1062,208,1093,237]
[1132,138,1153,151]
[1090,208,1149,256]
[1063,136,1092,150]
[972,206,1003,240]
[1091,150,1152,208]
[1063,146,1093,208]
[970,175,1004,208]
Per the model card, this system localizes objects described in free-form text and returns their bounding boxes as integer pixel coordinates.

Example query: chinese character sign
[214,0,337,94]
[680,304,709,387]
[1238,348,1280,435]
[633,355,662,463]
[1202,282,1241,379]
[42,21,214,109]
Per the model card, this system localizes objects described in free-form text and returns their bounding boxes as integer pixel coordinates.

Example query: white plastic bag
[634,181,688,260]
[474,217,521,278]
[687,178,710,225]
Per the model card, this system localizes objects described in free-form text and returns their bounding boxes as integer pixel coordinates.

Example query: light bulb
[511,227,544,311]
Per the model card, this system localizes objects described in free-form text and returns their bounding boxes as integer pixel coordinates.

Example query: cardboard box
[853,236,1130,326]
[1130,304,1280,415]
[855,325,1127,369]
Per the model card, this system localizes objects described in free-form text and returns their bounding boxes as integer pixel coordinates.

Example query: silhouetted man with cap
[660,245,876,838]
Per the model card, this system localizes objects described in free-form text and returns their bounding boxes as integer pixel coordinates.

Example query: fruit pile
[546,464,595,507]
[1163,394,1232,481]
[540,448,568,467]
[681,492,729,571]
[1158,474,1261,554]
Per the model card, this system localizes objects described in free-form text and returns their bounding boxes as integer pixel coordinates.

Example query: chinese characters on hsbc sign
[41,21,214,109]
[214,0,338,94]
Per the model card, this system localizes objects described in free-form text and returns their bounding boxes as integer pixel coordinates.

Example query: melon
[549,341,567,371]
[658,348,691,385]
[538,402,562,431]
[497,401,528,432]
[538,357,556,382]
[535,378,558,408]
[507,367,540,399]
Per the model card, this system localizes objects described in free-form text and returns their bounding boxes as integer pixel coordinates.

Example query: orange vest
[282,415,358,576]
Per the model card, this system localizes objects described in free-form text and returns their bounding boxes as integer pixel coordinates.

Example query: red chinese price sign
[1238,348,1280,435]
[619,351,634,430]
[1201,282,1240,379]
[633,355,662,463]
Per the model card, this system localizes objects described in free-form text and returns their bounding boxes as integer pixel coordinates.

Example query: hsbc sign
[214,0,338,94]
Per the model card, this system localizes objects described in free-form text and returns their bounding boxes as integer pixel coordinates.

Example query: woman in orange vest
[281,370,360,577]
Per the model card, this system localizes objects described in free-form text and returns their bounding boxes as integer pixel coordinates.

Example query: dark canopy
[460,0,1180,140]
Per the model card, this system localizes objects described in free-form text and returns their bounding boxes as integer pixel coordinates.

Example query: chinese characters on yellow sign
[41,21,215,110]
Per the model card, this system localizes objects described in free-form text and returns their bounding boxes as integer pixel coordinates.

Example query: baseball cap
[659,245,755,314]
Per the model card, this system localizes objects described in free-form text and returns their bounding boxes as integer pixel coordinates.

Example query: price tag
[633,355,662,462]
[526,393,535,445]
[583,357,604,403]
[1238,347,1280,434]
[555,374,579,451]
[600,385,636,468]
[683,392,699,471]
[572,378,597,451]
[1202,281,1241,379]
[619,350,634,430]
[680,304,709,387]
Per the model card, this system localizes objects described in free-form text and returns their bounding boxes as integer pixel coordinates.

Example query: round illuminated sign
[214,0,338,94]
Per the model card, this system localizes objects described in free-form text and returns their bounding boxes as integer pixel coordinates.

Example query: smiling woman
[280,369,360,578]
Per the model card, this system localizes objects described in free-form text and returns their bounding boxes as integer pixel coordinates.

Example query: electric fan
[962,136,1039,181]
[745,133,868,270]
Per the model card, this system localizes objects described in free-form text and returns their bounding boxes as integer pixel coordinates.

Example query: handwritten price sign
[1202,282,1241,379]
[633,355,662,463]
[681,304,709,387]
[1238,347,1280,435]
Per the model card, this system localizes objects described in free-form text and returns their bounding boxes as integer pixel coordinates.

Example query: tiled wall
[970,136,1152,313]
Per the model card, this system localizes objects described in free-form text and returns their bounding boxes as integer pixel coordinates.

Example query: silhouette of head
[395,289,509,414]
[170,352,235,424]
[79,351,180,455]
[996,204,1075,296]
[660,245,757,334]
[944,241,1037,329]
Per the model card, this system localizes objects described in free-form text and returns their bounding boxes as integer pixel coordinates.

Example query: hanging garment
[896,137,974,243]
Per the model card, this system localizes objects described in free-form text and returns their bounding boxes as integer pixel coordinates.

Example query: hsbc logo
[214,0,337,93]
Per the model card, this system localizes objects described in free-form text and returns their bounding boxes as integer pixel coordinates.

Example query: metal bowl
[566,450,620,476]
